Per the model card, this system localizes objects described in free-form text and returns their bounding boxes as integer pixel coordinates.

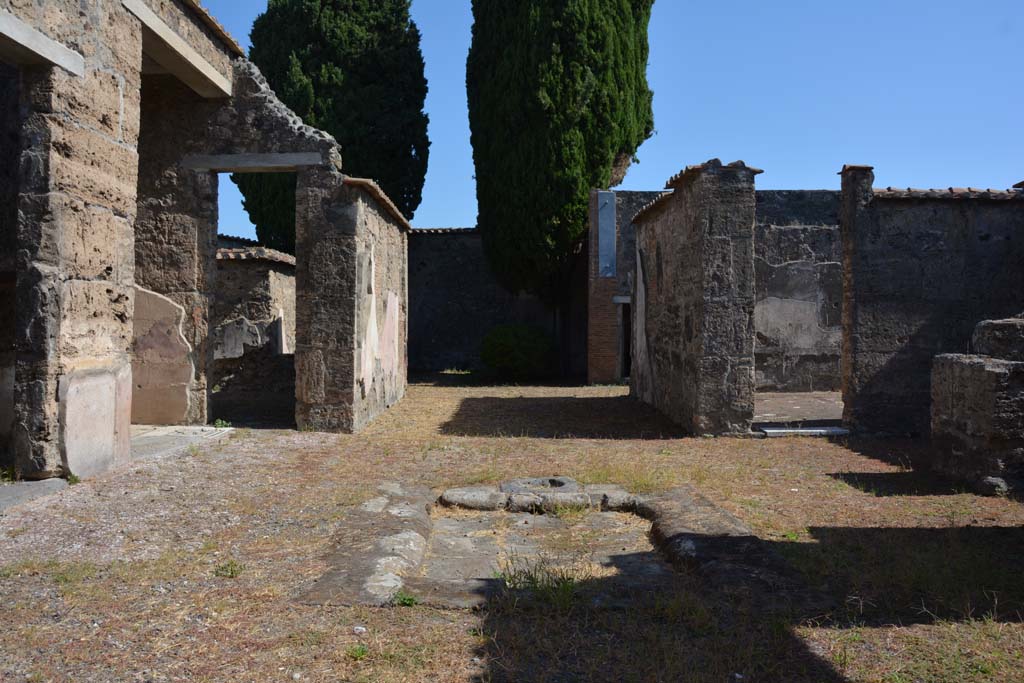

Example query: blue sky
[206,0,1022,238]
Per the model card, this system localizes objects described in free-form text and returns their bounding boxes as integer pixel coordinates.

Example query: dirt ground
[2,378,1022,682]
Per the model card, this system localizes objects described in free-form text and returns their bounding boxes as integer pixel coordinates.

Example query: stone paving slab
[754,391,843,425]
[299,482,433,607]
[407,508,677,610]
[130,425,234,460]
[0,479,69,515]
[1,426,233,515]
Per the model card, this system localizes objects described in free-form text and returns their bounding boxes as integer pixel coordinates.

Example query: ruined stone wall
[754,191,842,391]
[7,0,146,478]
[295,173,408,432]
[1,63,18,273]
[354,186,407,430]
[134,62,338,426]
[269,269,297,354]
[931,317,1024,494]
[632,161,759,435]
[408,229,554,372]
[211,256,295,360]
[135,76,217,424]
[208,255,296,426]
[841,167,1024,436]
[211,344,295,427]
[0,63,19,464]
[144,0,236,82]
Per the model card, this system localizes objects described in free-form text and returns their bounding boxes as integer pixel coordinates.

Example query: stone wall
[632,160,759,435]
[131,287,193,425]
[1,63,18,273]
[586,187,841,391]
[0,63,18,465]
[840,166,1024,436]
[211,345,295,427]
[754,191,842,391]
[7,0,146,478]
[212,249,296,359]
[133,61,338,428]
[408,229,554,372]
[295,173,408,432]
[587,190,665,384]
[931,317,1024,494]
[208,247,296,425]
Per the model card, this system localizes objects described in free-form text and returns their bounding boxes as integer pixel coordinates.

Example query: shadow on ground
[828,470,966,497]
[473,524,1024,682]
[440,395,685,439]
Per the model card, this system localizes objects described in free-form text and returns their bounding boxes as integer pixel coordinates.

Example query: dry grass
[1,378,1022,681]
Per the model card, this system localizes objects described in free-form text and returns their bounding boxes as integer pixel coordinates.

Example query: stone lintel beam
[0,10,85,76]
[121,0,232,99]
[181,152,325,173]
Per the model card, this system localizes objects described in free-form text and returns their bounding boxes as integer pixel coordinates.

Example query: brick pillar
[294,166,358,432]
[838,165,875,432]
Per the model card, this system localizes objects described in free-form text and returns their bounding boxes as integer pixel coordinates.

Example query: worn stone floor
[754,391,844,425]
[1,380,1022,682]
[409,507,676,609]
[0,425,232,515]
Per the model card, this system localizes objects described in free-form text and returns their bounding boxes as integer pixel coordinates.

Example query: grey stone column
[294,166,358,432]
[838,165,875,432]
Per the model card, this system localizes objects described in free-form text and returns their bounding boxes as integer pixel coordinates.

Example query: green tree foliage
[235,0,429,253]
[467,0,654,297]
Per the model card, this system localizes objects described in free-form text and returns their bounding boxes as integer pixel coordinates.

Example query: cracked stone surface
[404,507,677,609]
[299,482,432,606]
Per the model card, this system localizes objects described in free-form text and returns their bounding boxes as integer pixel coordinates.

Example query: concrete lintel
[0,11,85,76]
[612,295,632,305]
[182,152,324,173]
[121,0,232,99]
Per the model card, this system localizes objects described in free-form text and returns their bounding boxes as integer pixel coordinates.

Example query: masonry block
[632,160,759,435]
[931,354,1024,494]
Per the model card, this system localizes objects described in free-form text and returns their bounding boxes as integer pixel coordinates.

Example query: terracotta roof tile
[343,177,412,232]
[410,227,478,234]
[873,186,1023,200]
[630,191,675,225]
[665,159,763,189]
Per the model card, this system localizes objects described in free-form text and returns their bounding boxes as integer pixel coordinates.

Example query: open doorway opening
[618,302,632,381]
[0,61,22,468]
[750,194,845,435]
[210,173,297,427]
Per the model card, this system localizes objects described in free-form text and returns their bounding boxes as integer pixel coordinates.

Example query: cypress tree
[236,0,429,253]
[467,0,655,297]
